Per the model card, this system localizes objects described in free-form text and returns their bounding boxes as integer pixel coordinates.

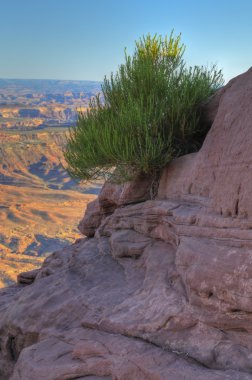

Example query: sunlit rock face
[1,68,252,379]
[158,68,252,214]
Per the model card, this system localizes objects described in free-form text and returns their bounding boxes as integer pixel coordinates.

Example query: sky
[1,0,252,83]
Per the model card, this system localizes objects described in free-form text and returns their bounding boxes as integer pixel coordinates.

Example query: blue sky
[1,0,252,83]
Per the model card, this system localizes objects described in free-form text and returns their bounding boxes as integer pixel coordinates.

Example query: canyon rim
[1,68,252,379]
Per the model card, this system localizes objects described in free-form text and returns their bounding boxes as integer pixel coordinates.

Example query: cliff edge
[1,68,252,379]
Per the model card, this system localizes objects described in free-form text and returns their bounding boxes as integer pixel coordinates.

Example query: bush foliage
[64,32,223,182]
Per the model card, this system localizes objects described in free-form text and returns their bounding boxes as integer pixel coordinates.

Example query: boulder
[17,269,40,285]
[78,199,102,237]
[78,172,154,236]
[98,172,154,212]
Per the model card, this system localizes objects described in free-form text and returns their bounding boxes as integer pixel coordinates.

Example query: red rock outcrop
[78,173,154,237]
[1,68,252,379]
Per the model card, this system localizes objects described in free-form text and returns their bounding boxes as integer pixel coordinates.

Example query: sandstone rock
[78,199,102,237]
[1,68,252,379]
[158,153,198,200]
[10,328,247,380]
[17,269,40,285]
[99,172,153,213]
[78,172,153,237]
[159,67,252,218]
[199,85,225,128]
[110,229,152,259]
[1,232,251,379]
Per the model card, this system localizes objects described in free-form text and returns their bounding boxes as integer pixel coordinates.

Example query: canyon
[0,68,252,379]
[0,128,99,287]
[0,79,100,129]
[0,79,102,287]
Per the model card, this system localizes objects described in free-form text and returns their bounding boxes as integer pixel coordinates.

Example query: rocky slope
[0,128,99,286]
[1,128,76,189]
[1,68,252,379]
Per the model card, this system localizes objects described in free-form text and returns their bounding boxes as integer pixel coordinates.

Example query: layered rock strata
[1,68,252,379]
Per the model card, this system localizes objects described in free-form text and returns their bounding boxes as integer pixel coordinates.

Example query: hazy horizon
[0,78,101,84]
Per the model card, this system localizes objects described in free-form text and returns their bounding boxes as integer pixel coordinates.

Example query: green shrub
[64,32,223,182]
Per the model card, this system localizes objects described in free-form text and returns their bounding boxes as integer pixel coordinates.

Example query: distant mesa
[19,109,41,118]
[0,78,101,130]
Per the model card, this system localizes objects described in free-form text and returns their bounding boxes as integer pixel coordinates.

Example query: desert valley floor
[0,127,99,287]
